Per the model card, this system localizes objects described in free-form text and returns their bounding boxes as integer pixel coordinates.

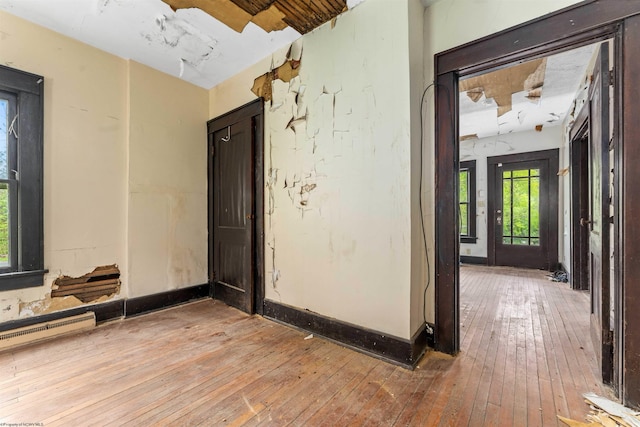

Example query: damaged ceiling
[460,43,597,139]
[0,0,366,89]
[165,0,347,34]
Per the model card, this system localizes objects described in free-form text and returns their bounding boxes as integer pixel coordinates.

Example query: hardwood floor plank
[0,267,611,426]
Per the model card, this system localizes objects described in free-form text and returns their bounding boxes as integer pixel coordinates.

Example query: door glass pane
[503,179,511,237]
[0,99,8,179]
[501,167,541,247]
[530,172,540,244]
[512,178,529,237]
[0,182,9,266]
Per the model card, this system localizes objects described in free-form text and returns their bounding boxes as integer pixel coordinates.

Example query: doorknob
[496,210,502,225]
[580,218,592,226]
[246,214,255,220]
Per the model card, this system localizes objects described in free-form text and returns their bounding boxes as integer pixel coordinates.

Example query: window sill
[0,269,48,291]
[460,236,478,244]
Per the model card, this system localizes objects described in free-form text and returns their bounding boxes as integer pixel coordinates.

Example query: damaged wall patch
[252,59,300,101]
[51,265,121,303]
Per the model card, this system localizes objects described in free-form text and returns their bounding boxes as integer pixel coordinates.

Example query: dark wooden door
[488,149,559,270]
[208,101,264,314]
[588,43,612,384]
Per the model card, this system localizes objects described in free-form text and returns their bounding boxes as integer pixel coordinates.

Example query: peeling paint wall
[459,127,566,261]
[128,61,208,298]
[0,11,208,321]
[211,0,416,339]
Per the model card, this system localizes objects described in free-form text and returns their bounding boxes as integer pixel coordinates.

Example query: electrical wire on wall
[419,81,456,337]
[419,82,435,335]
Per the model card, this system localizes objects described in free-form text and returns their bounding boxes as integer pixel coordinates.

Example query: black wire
[419,83,435,329]
[420,81,456,331]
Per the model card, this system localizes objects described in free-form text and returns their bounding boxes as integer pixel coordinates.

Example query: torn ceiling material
[163,0,346,34]
[51,265,121,303]
[252,42,303,101]
[460,58,547,116]
[252,59,300,101]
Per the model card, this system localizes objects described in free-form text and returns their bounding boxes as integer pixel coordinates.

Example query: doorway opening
[456,37,616,393]
[432,2,640,405]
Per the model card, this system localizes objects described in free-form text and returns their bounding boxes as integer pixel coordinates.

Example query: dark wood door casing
[434,0,640,406]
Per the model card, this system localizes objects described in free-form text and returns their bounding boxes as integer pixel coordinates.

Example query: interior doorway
[433,2,640,405]
[457,38,615,393]
[207,100,265,315]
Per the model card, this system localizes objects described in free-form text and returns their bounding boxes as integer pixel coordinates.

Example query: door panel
[588,42,612,384]
[488,150,559,270]
[211,117,254,313]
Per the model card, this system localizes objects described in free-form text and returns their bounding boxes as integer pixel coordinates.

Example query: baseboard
[0,299,125,333]
[0,284,209,333]
[125,284,210,317]
[460,256,488,265]
[263,300,431,369]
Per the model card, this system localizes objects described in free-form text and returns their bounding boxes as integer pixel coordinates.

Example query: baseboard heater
[0,312,96,351]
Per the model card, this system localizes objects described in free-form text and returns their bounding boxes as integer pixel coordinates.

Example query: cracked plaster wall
[212,0,417,339]
[0,12,208,321]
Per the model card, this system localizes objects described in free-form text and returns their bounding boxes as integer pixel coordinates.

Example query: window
[459,160,477,243]
[0,65,46,290]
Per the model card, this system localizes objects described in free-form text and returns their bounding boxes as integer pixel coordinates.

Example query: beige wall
[128,61,208,297]
[0,11,128,319]
[408,0,428,338]
[0,12,207,320]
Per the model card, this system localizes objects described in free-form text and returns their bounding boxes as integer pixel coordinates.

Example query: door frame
[569,102,590,291]
[433,0,640,405]
[207,99,265,315]
[487,149,559,270]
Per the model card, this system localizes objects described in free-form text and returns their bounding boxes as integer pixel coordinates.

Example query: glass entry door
[488,150,559,270]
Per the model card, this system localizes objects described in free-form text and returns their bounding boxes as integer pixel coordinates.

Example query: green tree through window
[459,160,476,243]
[502,168,540,246]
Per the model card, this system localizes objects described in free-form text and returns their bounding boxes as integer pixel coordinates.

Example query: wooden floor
[0,265,610,426]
